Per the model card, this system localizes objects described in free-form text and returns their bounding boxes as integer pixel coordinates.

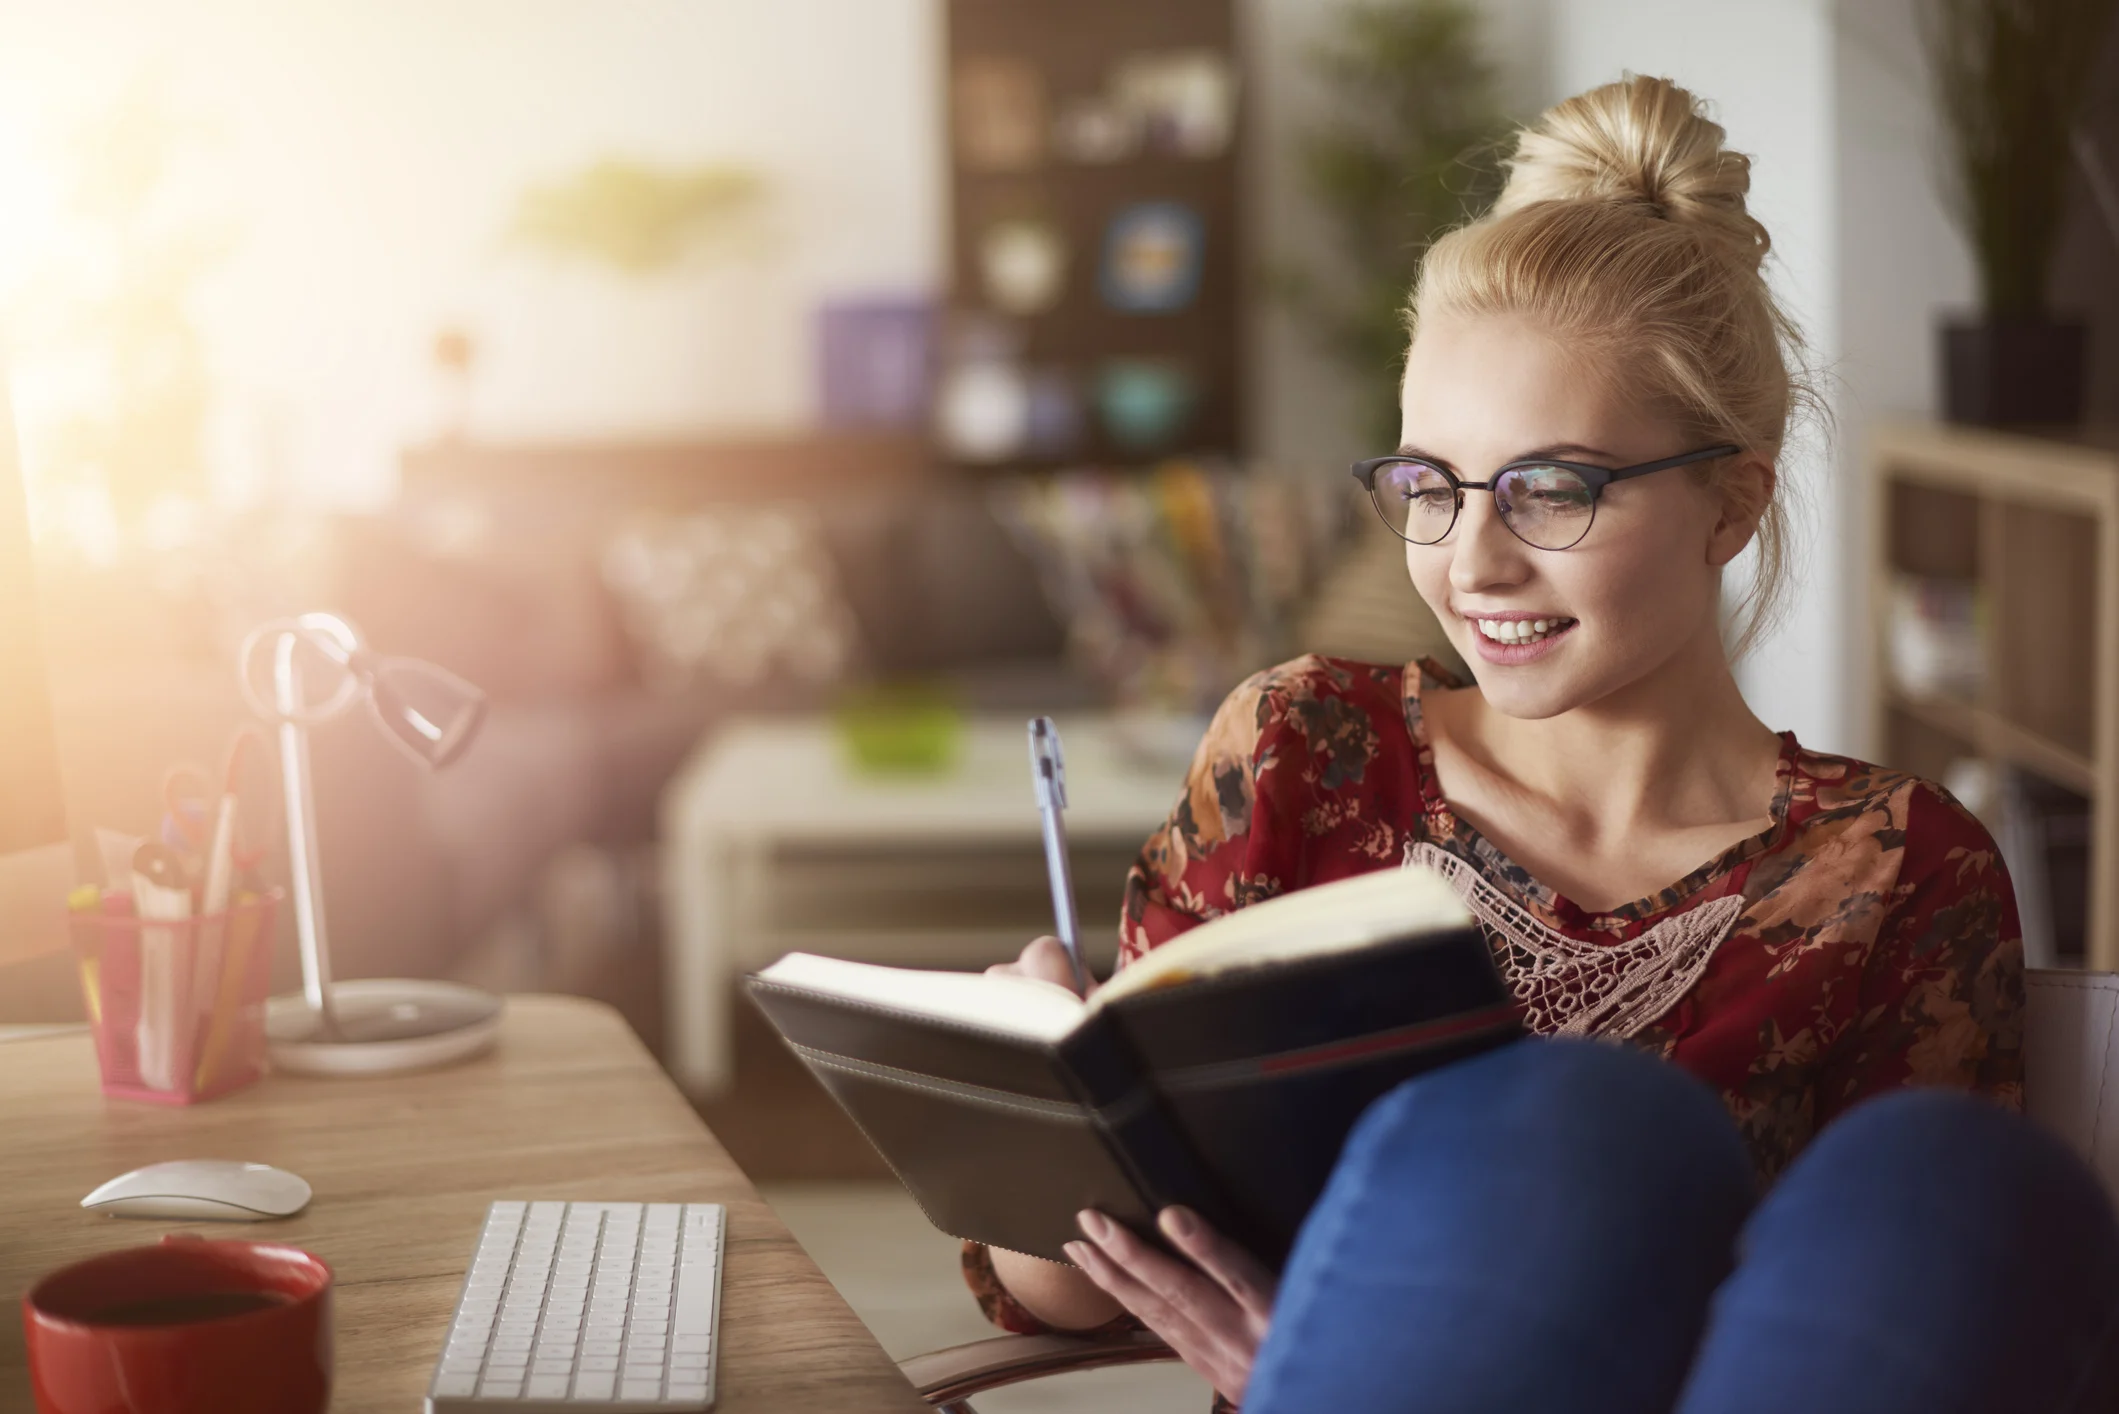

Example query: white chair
[902,969,2119,1410]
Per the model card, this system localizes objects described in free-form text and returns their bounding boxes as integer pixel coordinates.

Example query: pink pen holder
[70,891,282,1104]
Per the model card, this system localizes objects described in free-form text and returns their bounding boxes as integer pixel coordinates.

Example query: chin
[1472,678,1578,721]
[1450,629,1599,721]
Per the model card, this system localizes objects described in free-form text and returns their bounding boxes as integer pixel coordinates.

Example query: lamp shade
[359,654,486,769]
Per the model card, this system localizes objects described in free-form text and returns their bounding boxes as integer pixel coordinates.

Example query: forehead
[1399,311,1655,456]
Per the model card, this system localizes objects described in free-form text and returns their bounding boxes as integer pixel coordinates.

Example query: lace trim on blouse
[1404,840,1745,1039]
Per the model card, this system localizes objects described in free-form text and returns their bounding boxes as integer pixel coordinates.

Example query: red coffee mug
[22,1234,332,1414]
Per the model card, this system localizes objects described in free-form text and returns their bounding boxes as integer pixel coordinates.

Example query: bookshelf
[941,0,1244,469]
[1866,420,2119,971]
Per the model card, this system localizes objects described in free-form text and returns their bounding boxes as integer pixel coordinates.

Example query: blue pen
[1028,717,1091,996]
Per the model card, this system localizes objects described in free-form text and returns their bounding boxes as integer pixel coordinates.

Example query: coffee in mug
[21,1234,332,1414]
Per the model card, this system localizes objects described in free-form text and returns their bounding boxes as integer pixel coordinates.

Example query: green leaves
[506,159,770,277]
[1919,0,2119,316]
[1282,0,1509,449]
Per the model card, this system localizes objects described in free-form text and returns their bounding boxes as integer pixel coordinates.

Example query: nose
[1444,493,1532,600]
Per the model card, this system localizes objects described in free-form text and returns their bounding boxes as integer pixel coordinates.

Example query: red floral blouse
[965,654,2026,1393]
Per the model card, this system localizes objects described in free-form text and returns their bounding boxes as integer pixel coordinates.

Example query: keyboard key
[572,1372,615,1400]
[669,1380,710,1400]
[673,1266,717,1332]
[622,1379,664,1400]
[432,1373,478,1397]
[526,1374,571,1397]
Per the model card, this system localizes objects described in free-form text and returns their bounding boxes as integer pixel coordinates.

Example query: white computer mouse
[81,1159,312,1221]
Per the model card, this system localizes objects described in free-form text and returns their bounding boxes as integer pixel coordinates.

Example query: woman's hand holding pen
[984,936,1099,1000]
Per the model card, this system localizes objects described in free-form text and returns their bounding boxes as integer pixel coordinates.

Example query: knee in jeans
[1796,1088,2113,1225]
[1343,1036,1753,1204]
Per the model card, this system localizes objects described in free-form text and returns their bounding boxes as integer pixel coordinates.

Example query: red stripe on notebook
[1255,1003,1522,1076]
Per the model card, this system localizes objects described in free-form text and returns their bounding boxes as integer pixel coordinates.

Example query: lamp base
[266,979,503,1077]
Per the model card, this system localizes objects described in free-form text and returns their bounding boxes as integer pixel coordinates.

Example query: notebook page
[753,952,1087,1042]
[1093,864,1471,1007]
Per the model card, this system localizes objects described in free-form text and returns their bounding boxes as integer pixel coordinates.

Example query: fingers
[1063,1233,1216,1353]
[1065,1232,1239,1397]
[1066,1214,1253,1400]
[1157,1207,1278,1320]
[1020,936,1086,994]
[1068,1210,1251,1377]
[986,937,1091,996]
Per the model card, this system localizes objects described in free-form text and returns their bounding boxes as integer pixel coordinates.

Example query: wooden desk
[0,995,927,1413]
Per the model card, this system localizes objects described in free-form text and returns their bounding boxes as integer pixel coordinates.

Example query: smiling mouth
[1472,617,1576,646]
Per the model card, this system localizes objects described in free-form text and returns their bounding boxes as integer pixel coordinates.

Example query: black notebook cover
[745,917,1517,1268]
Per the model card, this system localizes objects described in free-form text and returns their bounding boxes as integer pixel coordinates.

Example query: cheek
[1566,526,1718,637]
[1406,543,1452,615]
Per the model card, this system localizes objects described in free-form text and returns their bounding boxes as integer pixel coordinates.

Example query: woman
[962,76,2064,1408]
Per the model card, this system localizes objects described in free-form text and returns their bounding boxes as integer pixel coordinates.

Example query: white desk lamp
[240,612,503,1075]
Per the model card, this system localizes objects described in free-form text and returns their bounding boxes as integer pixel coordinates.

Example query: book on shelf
[1887,572,1984,700]
[744,866,1519,1267]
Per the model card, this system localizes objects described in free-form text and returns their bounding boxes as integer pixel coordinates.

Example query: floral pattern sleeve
[1119,656,1416,963]
[1119,669,1278,957]
[1814,780,2026,1124]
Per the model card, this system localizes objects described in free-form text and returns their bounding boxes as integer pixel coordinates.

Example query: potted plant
[1921,0,2119,424]
[1280,0,1510,451]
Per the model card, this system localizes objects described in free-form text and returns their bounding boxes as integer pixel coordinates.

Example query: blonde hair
[1409,74,1817,660]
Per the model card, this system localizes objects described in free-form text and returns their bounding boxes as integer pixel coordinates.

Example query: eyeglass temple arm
[1603,443,1743,483]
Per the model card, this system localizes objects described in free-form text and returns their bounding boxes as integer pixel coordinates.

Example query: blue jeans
[1246,1039,2119,1414]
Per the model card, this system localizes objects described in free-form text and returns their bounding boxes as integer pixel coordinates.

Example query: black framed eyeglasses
[1350,444,1741,551]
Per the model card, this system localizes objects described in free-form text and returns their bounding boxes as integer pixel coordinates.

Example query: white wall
[1832,0,1978,757]
[0,0,946,512]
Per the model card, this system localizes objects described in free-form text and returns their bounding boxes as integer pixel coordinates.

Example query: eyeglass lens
[1371,462,1598,550]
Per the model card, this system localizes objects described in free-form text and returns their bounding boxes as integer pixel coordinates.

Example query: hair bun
[1493,74,1769,272]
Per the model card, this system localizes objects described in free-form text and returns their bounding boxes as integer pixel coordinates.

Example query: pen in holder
[70,890,283,1104]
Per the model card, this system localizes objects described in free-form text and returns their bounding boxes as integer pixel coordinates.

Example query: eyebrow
[1393,442,1620,469]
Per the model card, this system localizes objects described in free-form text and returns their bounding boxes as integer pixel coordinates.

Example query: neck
[1455,627,1780,838]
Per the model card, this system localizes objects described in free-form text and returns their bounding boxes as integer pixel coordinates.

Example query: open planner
[745,865,1520,1267]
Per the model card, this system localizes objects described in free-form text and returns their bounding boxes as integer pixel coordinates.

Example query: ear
[1704,455,1774,568]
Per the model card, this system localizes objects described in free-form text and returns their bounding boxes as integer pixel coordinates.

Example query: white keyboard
[425,1200,725,1412]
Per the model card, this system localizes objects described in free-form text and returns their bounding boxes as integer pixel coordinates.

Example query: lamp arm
[275,632,339,1036]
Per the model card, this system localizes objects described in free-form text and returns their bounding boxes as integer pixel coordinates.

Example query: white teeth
[1475,617,1572,645]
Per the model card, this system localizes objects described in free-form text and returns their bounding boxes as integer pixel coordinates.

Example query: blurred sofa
[10,432,1079,1027]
